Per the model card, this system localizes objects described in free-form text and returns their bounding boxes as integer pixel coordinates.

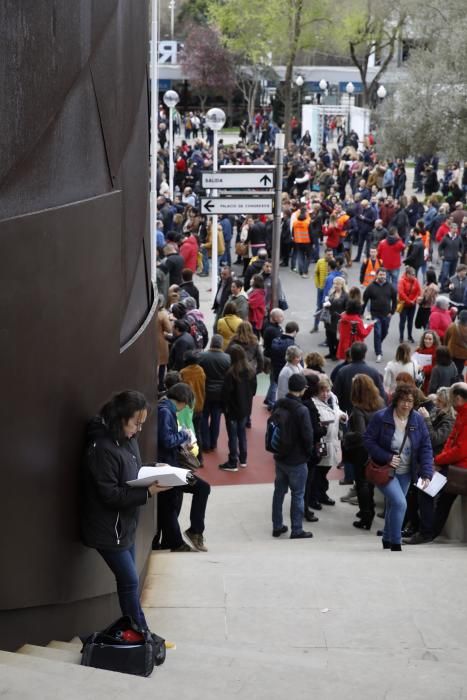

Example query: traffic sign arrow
[201,170,275,190]
[260,174,272,186]
[200,197,274,215]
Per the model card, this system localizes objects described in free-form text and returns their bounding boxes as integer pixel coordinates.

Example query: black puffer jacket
[81,418,149,551]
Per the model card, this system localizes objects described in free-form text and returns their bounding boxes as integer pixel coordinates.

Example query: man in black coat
[212,265,233,329]
[160,243,185,286]
[199,335,231,451]
[168,320,196,371]
[332,342,386,414]
[262,308,285,409]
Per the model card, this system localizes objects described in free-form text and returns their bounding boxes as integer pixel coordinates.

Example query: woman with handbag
[309,375,348,510]
[345,375,385,530]
[364,383,433,550]
[81,391,170,629]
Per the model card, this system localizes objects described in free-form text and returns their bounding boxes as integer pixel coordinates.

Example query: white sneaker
[239,463,247,468]
[376,354,382,363]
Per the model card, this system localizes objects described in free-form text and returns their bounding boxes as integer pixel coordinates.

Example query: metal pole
[150,0,158,283]
[271,132,285,310]
[170,0,175,40]
[211,130,219,305]
[169,105,174,200]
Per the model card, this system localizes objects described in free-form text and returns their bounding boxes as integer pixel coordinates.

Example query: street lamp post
[163,89,179,201]
[377,84,387,101]
[295,75,304,136]
[205,107,226,304]
[345,81,355,138]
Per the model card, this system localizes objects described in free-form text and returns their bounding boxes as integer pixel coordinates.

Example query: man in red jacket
[180,231,199,272]
[397,266,421,343]
[377,227,405,288]
[432,383,467,539]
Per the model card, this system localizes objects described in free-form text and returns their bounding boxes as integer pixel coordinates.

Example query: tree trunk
[283,0,304,144]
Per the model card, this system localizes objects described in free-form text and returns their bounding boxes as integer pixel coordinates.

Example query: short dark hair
[171,303,187,319]
[350,342,367,362]
[328,259,337,270]
[100,390,149,442]
[173,319,188,333]
[182,268,194,282]
[232,278,243,289]
[435,345,452,366]
[183,350,200,366]
[451,383,467,401]
[285,321,299,334]
[166,382,194,407]
[223,301,238,315]
[164,371,181,389]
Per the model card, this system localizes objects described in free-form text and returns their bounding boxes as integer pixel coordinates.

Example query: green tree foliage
[208,0,330,141]
[376,0,467,158]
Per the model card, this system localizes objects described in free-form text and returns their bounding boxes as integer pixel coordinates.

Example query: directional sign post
[200,197,274,216]
[201,171,274,190]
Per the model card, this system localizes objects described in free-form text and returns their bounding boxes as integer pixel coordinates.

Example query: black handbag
[81,616,166,677]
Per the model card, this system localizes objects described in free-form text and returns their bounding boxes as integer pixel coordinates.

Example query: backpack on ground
[265,401,299,456]
[80,615,166,677]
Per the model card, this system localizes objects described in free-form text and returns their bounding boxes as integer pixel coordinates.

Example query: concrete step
[47,640,82,652]
[17,643,81,664]
[0,650,151,698]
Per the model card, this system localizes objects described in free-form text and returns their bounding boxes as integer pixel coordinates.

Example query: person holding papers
[403,387,456,544]
[156,383,211,552]
[364,384,433,551]
[81,390,169,630]
[432,383,467,539]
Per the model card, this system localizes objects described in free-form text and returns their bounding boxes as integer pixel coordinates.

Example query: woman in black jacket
[345,374,385,530]
[81,391,168,630]
[219,345,256,472]
[302,374,328,522]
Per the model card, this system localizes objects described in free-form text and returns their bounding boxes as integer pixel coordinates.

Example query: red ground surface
[200,397,340,487]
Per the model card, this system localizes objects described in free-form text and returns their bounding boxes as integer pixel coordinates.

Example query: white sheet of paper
[127,464,190,488]
[415,471,447,497]
[411,352,432,368]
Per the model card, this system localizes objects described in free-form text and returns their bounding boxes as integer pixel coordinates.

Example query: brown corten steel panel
[0,0,155,650]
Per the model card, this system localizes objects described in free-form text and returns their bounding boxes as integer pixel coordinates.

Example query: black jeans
[325,325,338,358]
[399,305,416,340]
[353,461,375,525]
[404,483,434,537]
[97,544,148,630]
[308,465,331,503]
[156,477,211,548]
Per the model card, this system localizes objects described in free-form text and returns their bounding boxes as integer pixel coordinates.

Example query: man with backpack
[268,374,314,540]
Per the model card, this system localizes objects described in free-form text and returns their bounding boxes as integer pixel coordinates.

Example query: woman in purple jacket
[364,383,433,550]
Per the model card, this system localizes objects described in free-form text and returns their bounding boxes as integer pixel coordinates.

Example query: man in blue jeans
[271,374,315,539]
[362,268,397,363]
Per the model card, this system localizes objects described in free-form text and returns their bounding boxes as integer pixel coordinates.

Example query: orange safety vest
[363,258,381,287]
[293,216,311,244]
[336,213,350,237]
[420,230,430,249]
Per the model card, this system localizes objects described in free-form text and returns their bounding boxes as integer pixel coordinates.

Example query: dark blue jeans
[296,244,312,275]
[226,415,248,465]
[201,398,223,450]
[372,314,391,355]
[314,287,325,330]
[399,305,416,340]
[97,544,148,630]
[272,460,308,535]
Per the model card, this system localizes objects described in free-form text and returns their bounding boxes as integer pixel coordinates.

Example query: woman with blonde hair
[344,375,385,530]
[322,276,348,361]
[226,321,264,374]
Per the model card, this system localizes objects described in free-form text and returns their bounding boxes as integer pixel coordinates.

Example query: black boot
[382,539,391,549]
[390,543,402,551]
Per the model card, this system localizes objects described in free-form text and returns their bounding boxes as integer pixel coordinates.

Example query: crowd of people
[79,114,467,630]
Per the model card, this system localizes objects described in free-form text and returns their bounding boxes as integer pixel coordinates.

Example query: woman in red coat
[247,275,266,338]
[180,232,199,272]
[336,300,374,360]
[429,296,456,341]
[398,266,421,343]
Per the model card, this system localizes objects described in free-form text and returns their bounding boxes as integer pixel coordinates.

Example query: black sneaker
[403,532,432,545]
[272,525,288,537]
[290,531,313,539]
[219,462,238,472]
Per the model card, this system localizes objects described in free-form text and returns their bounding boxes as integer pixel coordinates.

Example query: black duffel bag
[81,615,166,677]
